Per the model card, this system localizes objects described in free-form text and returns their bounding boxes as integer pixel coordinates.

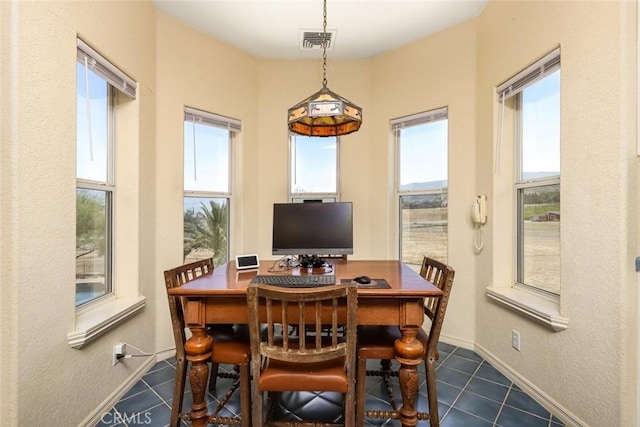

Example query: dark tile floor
[96,342,565,427]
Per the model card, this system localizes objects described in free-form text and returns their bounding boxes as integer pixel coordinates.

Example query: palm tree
[183,208,200,260]
[183,199,228,266]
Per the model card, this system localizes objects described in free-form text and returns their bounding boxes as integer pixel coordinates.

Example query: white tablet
[235,254,259,270]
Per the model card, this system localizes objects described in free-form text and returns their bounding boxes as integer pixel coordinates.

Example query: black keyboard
[250,274,336,287]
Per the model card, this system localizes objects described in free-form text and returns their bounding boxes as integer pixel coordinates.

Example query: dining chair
[355,256,455,427]
[164,258,251,427]
[247,282,358,427]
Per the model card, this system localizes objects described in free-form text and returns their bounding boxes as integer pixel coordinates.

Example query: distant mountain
[522,171,559,180]
[400,180,448,191]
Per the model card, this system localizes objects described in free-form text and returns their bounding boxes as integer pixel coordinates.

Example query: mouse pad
[341,278,391,289]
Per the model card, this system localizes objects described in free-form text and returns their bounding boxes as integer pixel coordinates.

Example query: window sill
[485,286,568,332]
[67,295,146,348]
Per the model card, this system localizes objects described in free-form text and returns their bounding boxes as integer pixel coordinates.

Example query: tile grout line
[435,349,458,422]
[492,379,514,427]
[439,355,484,423]
[141,377,175,412]
[105,345,564,427]
[502,387,559,423]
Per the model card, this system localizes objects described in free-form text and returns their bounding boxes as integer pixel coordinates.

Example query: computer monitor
[271,202,354,258]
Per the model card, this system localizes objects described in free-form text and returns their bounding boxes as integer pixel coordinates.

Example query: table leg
[394,327,423,427]
[184,327,213,427]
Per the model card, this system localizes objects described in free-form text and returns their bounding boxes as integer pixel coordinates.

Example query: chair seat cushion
[258,356,348,392]
[357,325,429,359]
[211,340,250,365]
[209,325,250,365]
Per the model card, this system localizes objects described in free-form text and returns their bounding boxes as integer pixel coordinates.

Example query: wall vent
[300,30,336,50]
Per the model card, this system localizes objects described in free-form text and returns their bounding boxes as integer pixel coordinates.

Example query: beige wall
[1,0,638,426]
[0,1,157,425]
[475,1,637,426]
[152,1,640,424]
[154,11,259,350]
[154,11,479,352]
[371,18,479,349]
[253,58,373,256]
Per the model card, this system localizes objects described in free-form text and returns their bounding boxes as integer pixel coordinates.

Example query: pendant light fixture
[287,0,363,137]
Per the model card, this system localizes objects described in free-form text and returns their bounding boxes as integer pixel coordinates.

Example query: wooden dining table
[167,259,443,427]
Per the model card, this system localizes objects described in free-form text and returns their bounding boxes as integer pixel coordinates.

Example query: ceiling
[152,0,487,59]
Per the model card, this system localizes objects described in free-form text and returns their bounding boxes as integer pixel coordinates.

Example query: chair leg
[345,389,355,427]
[356,355,366,427]
[208,362,219,392]
[170,355,188,427]
[239,364,251,427]
[377,359,400,413]
[425,356,439,427]
[251,385,263,427]
[266,392,278,424]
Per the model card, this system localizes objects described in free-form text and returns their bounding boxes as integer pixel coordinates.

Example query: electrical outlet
[511,330,521,351]
[113,342,126,365]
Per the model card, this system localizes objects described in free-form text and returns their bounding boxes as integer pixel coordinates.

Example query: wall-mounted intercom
[472,195,487,225]
[472,195,487,251]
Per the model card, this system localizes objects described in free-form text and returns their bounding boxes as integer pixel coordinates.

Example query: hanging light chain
[286,0,362,136]
[322,0,328,88]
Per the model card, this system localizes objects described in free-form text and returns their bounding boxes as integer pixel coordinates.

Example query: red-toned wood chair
[356,256,455,427]
[247,282,358,427]
[164,258,250,427]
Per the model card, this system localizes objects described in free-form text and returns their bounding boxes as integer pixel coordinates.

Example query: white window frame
[76,44,122,309]
[288,134,340,202]
[499,48,561,298]
[514,104,561,298]
[183,107,240,266]
[75,84,115,307]
[68,39,144,348]
[393,107,449,265]
[486,48,567,332]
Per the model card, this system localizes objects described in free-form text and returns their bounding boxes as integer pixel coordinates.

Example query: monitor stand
[298,254,326,269]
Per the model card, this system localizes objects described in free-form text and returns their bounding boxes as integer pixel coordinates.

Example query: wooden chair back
[247,282,358,425]
[164,258,215,358]
[419,256,455,356]
[163,258,216,427]
[248,283,357,363]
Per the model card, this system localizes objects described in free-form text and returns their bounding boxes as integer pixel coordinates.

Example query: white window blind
[76,39,137,99]
[391,107,448,131]
[497,47,560,99]
[184,107,242,132]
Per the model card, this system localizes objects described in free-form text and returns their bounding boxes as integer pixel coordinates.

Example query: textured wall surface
[475,1,637,425]
[1,1,158,425]
[1,1,637,426]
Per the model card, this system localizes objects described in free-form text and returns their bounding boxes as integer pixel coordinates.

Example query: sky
[78,62,560,206]
[184,122,230,192]
[291,135,337,193]
[399,119,448,188]
[76,63,109,182]
[522,70,561,176]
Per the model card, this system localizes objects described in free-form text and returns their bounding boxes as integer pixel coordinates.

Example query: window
[76,40,136,307]
[183,107,240,267]
[393,108,448,265]
[498,48,561,297]
[289,135,338,202]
